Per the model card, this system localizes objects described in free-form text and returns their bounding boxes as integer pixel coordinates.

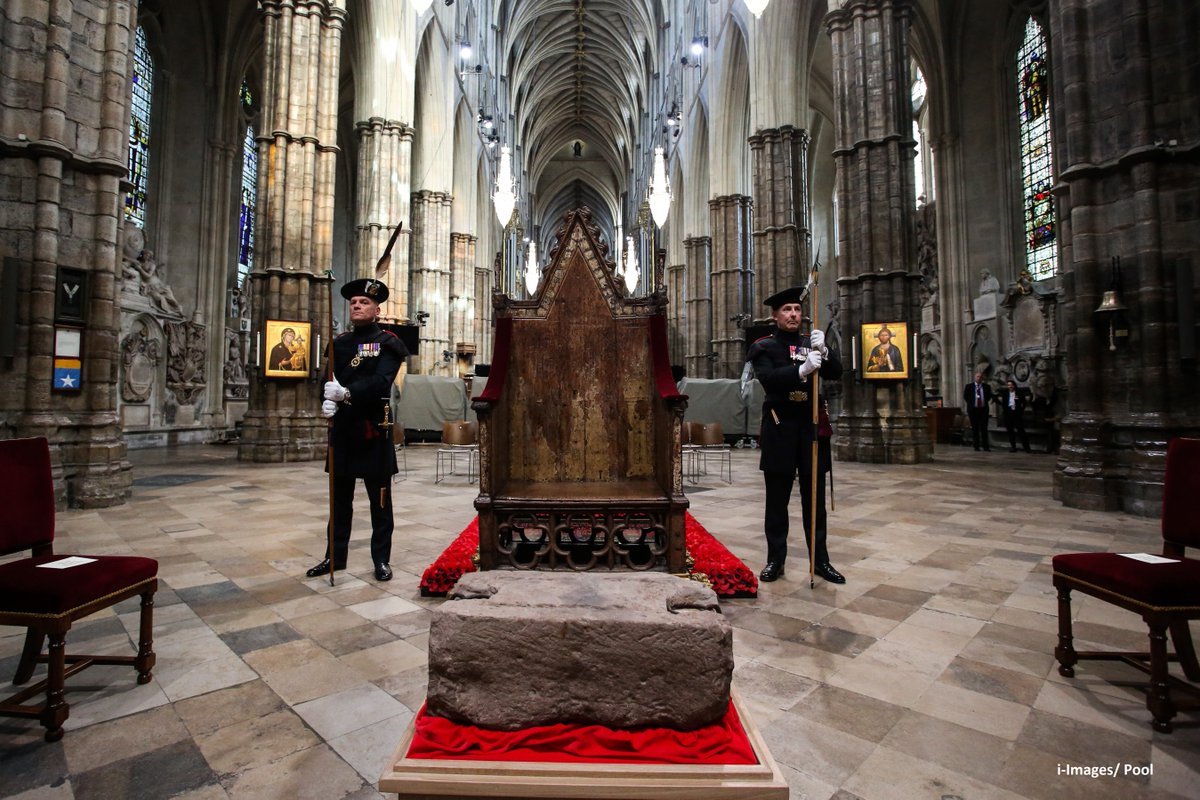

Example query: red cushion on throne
[1052,552,1200,611]
[0,555,158,617]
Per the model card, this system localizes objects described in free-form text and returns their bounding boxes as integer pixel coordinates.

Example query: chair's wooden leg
[41,631,68,742]
[1054,583,1078,677]
[135,589,156,684]
[13,628,45,685]
[1147,621,1176,733]
[1168,620,1200,682]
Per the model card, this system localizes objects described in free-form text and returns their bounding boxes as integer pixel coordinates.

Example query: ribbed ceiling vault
[499,0,661,230]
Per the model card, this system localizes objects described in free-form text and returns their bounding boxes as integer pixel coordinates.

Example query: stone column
[474,262,493,366]
[450,232,476,353]
[0,0,136,506]
[683,236,713,379]
[826,0,931,464]
[667,262,686,366]
[239,0,344,463]
[750,126,811,297]
[709,195,754,379]
[355,117,412,320]
[1050,0,1200,515]
[410,190,453,374]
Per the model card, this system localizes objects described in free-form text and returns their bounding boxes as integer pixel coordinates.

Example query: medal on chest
[348,342,380,368]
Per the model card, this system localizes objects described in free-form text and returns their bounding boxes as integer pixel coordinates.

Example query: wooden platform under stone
[379,689,788,800]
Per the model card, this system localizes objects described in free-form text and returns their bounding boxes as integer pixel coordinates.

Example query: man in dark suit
[307,278,409,582]
[996,379,1032,452]
[748,286,844,584]
[962,371,993,451]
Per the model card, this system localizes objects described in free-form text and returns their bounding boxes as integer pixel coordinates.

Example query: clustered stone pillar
[750,126,812,297]
[410,190,453,374]
[449,232,476,358]
[826,0,930,464]
[0,0,137,506]
[239,0,344,463]
[709,196,754,379]
[667,262,686,365]
[683,236,713,379]
[474,261,493,365]
[354,117,412,321]
[1050,0,1200,515]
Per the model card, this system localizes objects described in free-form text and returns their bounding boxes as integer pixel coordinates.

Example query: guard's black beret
[341,278,389,303]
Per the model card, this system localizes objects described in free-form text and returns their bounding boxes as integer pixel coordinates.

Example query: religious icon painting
[861,321,909,380]
[52,326,83,393]
[263,319,312,378]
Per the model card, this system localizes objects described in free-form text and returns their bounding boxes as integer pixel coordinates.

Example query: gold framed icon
[860,321,909,380]
[263,319,311,378]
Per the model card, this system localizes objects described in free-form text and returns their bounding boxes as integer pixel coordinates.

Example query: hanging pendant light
[492,145,516,226]
[524,241,539,296]
[744,0,770,19]
[648,147,672,228]
[624,236,639,294]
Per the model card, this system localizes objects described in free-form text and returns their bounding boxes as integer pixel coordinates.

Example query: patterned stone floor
[0,442,1197,799]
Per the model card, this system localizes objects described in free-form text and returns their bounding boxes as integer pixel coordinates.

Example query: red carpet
[419,512,757,598]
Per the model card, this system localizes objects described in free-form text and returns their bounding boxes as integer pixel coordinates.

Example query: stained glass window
[237,82,257,285]
[1017,17,1056,279]
[125,26,153,226]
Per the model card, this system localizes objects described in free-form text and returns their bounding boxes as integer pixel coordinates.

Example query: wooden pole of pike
[808,260,820,590]
[325,222,404,587]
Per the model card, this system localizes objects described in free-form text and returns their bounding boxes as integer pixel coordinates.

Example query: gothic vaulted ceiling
[499,0,661,230]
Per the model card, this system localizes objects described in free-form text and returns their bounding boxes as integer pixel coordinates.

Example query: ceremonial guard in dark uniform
[307,278,408,582]
[748,286,845,584]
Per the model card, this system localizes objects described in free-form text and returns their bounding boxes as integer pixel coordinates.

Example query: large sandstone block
[426,571,732,731]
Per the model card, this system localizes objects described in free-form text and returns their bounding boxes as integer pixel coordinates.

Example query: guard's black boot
[759,562,785,582]
[305,559,345,578]
[374,562,393,582]
[815,562,846,584]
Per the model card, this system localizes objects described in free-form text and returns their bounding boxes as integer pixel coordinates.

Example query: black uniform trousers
[764,468,829,567]
[1002,408,1031,452]
[326,474,393,566]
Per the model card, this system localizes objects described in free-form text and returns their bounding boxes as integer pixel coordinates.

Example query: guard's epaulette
[335,330,352,338]
[383,330,398,338]
[753,335,772,344]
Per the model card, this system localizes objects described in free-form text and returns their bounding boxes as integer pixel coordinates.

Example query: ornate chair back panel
[504,251,657,485]
[0,437,56,556]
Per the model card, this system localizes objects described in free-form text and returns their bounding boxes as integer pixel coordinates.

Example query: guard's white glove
[324,380,347,402]
[809,328,827,355]
[798,350,823,378]
[321,399,338,418]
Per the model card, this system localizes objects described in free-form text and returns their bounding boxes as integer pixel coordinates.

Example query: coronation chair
[0,437,158,742]
[1052,436,1200,732]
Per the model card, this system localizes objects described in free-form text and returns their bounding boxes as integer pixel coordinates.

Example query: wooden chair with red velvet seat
[1052,436,1200,733]
[0,437,158,742]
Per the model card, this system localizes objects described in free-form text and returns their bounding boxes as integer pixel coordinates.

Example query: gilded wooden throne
[472,208,688,573]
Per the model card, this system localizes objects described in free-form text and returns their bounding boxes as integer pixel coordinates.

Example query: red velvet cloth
[407,700,757,765]
[0,555,158,616]
[1163,437,1200,548]
[0,437,56,556]
[475,318,512,404]
[649,314,683,401]
[419,514,756,598]
[1053,552,1200,610]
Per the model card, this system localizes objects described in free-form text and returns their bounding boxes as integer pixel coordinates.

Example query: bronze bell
[1094,290,1127,314]
[1094,290,1129,351]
